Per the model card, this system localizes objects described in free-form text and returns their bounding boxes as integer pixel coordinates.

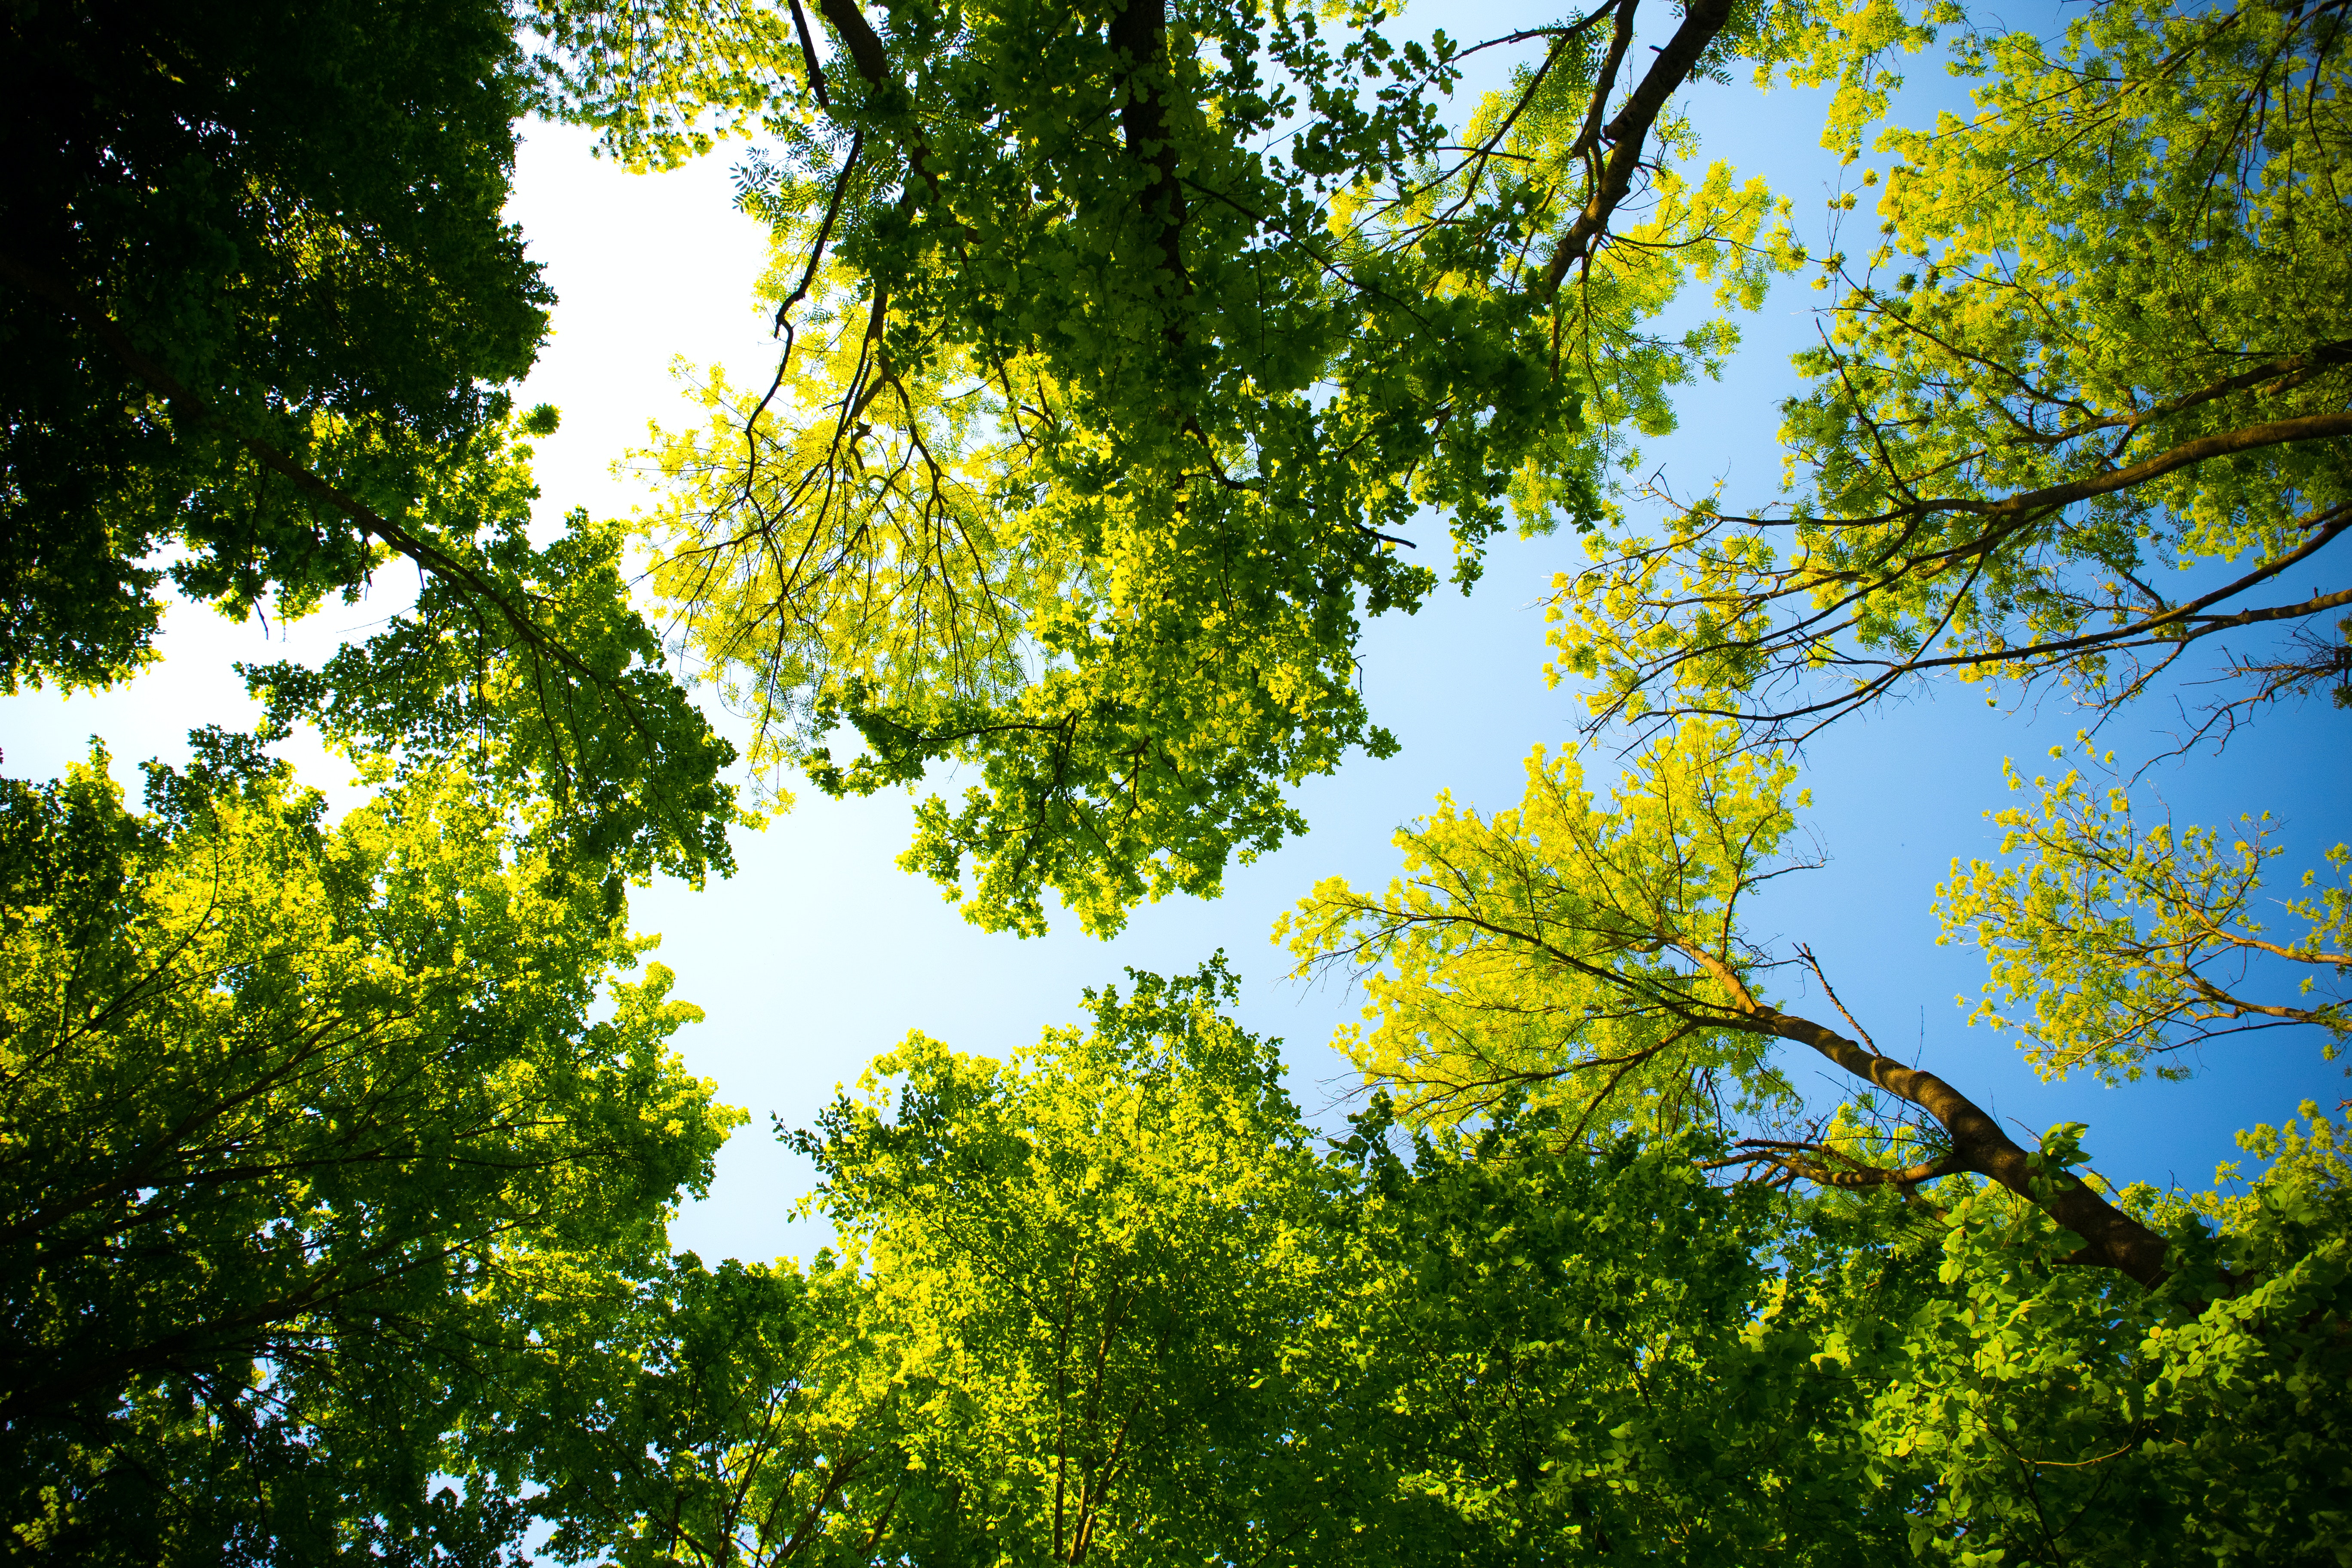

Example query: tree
[1240,0,2344,1333]
[789,959,1335,1565]
[485,959,1348,1567]
[1803,1104,2352,1565]
[1254,700,2346,1548]
[541,0,1799,934]
[1270,720,2351,1561]
[1279,720,2211,1285]
[0,735,738,1562]
[486,960,2349,1565]
[1545,0,2352,744]
[1,0,744,882]
[14,0,2340,1557]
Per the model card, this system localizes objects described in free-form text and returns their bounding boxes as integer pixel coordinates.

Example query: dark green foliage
[0,0,743,882]
[1309,1105,1916,1565]
[0,0,546,689]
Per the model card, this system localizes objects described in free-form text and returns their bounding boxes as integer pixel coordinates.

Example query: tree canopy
[470,965,2352,1565]
[533,0,2352,935]
[1,0,546,691]
[1,0,745,883]
[548,0,1795,933]
[1546,0,2352,741]
[0,736,737,1560]
[5,0,2347,1560]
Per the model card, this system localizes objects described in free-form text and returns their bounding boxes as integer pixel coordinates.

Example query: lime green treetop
[793,960,1332,1562]
[1937,741,2349,1083]
[1282,720,2192,1286]
[542,0,1805,933]
[1548,0,2351,741]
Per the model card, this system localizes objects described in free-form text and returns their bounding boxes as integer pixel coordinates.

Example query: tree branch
[1539,0,1735,295]
[1721,996,2174,1286]
[1110,0,1188,296]
[0,251,606,695]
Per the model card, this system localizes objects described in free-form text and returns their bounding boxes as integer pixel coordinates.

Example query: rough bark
[1675,940,2175,1286]
[1758,1006,2175,1287]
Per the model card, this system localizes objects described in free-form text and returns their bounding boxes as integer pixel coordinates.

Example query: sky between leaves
[3,0,2344,1266]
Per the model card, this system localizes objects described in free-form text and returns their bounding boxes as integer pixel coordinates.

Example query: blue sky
[6,2,2342,1265]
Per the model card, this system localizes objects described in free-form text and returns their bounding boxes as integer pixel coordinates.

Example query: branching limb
[1539,0,1736,294]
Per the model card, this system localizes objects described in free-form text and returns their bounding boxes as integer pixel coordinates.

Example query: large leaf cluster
[1813,1111,2352,1566]
[0,739,738,1562]
[470,970,2352,1565]
[0,0,544,686]
[1,0,745,882]
[580,0,1795,932]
